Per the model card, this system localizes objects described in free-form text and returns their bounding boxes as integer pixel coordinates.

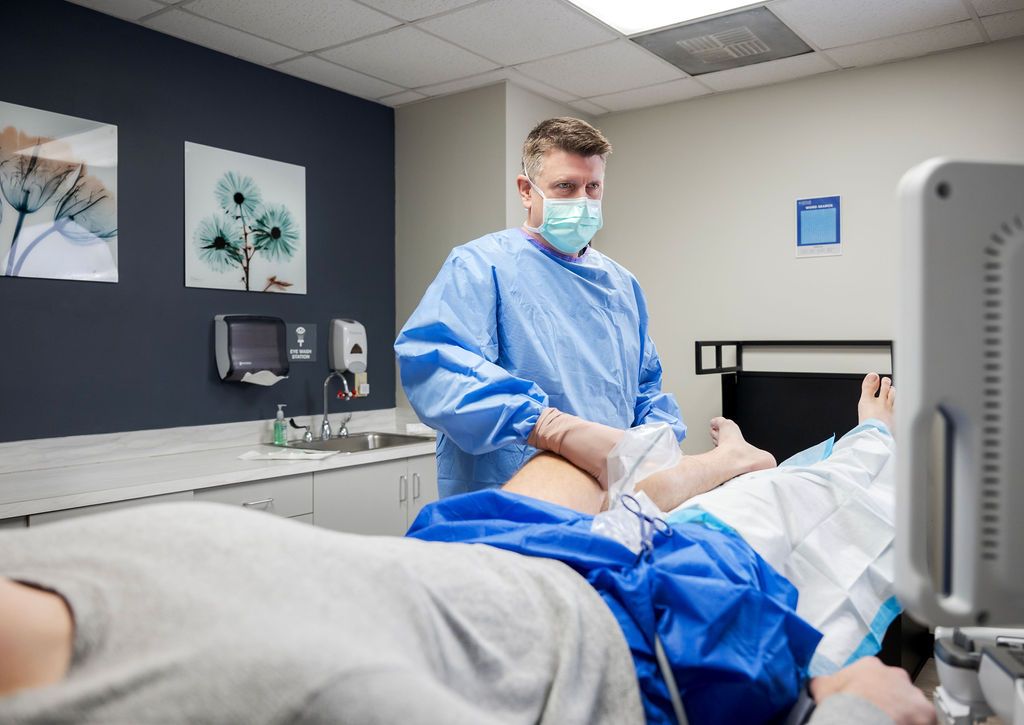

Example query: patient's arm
[810,657,935,725]
[0,578,73,697]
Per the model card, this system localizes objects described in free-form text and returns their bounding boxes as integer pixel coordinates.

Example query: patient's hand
[810,657,935,725]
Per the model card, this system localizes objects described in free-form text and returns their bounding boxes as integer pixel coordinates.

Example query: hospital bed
[694,337,933,680]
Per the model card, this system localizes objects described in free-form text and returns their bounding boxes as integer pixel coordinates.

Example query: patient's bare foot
[635,417,776,511]
[710,417,777,474]
[857,373,895,429]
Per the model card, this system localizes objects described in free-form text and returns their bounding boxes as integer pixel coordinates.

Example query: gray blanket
[0,502,643,724]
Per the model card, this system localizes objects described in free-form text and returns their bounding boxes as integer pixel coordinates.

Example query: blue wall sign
[796,195,841,257]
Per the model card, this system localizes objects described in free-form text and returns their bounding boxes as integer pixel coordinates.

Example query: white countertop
[0,410,436,519]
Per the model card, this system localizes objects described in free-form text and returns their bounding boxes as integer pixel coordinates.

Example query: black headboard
[695,340,894,463]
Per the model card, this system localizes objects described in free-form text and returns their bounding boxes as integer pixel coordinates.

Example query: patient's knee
[503,452,607,515]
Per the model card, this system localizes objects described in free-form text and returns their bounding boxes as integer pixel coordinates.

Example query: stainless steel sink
[285,431,433,454]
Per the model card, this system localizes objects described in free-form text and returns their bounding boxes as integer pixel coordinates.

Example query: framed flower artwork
[0,100,118,283]
[184,141,306,294]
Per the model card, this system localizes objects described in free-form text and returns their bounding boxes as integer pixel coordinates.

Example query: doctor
[396,117,769,498]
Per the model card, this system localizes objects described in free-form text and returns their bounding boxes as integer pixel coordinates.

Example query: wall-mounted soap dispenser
[329,319,369,397]
[214,315,289,385]
[330,319,367,373]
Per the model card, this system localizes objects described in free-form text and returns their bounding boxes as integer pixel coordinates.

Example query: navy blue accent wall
[0,1,395,442]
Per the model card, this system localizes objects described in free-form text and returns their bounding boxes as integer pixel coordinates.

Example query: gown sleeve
[395,249,548,455]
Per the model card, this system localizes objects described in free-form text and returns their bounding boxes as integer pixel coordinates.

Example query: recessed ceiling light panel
[565,0,760,36]
[632,7,813,75]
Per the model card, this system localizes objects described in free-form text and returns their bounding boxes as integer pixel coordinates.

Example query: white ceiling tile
[568,99,610,116]
[502,68,578,102]
[187,0,399,52]
[356,0,480,22]
[274,56,403,100]
[587,78,711,112]
[67,0,163,20]
[416,70,509,97]
[418,0,616,66]
[378,90,428,106]
[319,26,498,87]
[414,67,577,104]
[698,51,835,92]
[825,21,984,68]
[768,0,970,48]
[515,40,686,98]
[145,10,301,64]
[971,0,1024,17]
[981,8,1024,38]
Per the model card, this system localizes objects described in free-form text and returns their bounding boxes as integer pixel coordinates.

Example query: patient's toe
[861,372,880,398]
[857,373,895,429]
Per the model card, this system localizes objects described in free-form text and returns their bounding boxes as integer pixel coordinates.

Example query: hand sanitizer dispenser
[330,319,367,373]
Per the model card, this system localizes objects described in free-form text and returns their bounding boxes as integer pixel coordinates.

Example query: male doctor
[395,117,770,498]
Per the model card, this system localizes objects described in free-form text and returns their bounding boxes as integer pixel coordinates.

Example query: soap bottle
[273,404,288,446]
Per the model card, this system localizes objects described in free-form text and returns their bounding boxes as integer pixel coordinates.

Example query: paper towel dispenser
[330,319,367,373]
[215,315,289,384]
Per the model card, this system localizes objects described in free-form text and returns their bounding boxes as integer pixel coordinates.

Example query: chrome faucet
[321,372,353,440]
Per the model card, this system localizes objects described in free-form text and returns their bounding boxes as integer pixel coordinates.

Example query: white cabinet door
[194,474,312,518]
[0,517,27,530]
[313,459,409,536]
[407,454,438,527]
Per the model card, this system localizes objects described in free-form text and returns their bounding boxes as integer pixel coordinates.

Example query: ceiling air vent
[632,7,812,76]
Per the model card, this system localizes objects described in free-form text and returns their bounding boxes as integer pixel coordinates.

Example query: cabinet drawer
[29,491,194,526]
[195,474,312,518]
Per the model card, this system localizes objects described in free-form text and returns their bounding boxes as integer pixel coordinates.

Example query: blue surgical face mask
[524,174,603,255]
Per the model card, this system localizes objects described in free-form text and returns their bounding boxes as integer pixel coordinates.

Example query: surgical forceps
[620,493,672,556]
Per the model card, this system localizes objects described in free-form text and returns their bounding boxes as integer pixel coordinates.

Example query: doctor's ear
[517,175,535,208]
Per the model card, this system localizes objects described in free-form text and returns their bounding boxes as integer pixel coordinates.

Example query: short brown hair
[521,117,612,180]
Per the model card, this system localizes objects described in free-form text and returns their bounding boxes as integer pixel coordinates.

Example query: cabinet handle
[399,475,408,503]
[242,497,274,508]
[412,472,421,500]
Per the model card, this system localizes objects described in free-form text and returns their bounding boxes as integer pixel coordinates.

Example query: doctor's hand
[810,657,936,725]
[527,408,622,488]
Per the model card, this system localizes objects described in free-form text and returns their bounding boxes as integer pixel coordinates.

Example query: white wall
[504,83,590,228]
[395,82,588,409]
[394,83,506,407]
[596,39,1024,452]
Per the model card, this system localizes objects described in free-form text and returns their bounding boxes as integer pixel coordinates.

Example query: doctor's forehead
[538,150,606,180]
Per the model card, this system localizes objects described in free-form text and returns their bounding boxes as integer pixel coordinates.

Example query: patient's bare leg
[505,424,776,515]
[503,452,607,515]
[635,419,776,511]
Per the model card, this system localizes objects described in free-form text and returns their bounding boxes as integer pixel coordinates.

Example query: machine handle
[399,475,408,503]
[898,402,976,625]
[242,497,274,508]
[412,472,421,500]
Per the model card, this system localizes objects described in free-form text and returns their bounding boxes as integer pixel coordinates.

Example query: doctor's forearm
[527,408,623,487]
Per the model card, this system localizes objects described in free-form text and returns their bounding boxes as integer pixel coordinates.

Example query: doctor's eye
[556,182,576,192]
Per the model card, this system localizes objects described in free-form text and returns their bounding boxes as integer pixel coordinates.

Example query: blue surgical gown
[394,228,685,497]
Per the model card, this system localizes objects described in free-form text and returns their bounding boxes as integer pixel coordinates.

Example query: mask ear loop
[522,170,546,235]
